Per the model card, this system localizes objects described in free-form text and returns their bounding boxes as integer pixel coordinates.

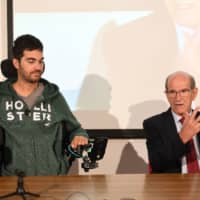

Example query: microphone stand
[0,171,40,200]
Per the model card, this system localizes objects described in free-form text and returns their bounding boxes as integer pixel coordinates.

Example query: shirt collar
[171,109,192,124]
[171,110,182,124]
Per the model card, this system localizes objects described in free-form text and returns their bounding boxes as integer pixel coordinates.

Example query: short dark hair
[12,34,43,60]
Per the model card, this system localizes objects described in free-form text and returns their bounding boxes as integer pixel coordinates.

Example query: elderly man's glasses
[165,88,192,98]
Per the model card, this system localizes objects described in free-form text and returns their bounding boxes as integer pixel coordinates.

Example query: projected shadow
[116,100,168,174]
[70,0,177,174]
[68,74,119,175]
[117,100,168,173]
[116,142,147,173]
[74,74,119,129]
[100,2,177,129]
[127,100,168,128]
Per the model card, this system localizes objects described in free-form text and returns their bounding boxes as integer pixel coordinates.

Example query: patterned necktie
[180,117,200,173]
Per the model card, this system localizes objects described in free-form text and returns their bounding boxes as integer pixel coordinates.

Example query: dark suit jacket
[143,108,200,173]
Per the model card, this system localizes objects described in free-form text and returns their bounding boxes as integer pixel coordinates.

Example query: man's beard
[22,71,42,83]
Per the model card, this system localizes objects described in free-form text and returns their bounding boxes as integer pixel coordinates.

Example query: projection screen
[13,0,200,129]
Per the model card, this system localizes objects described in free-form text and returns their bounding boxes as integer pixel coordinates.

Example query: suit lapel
[162,108,178,139]
[164,109,200,152]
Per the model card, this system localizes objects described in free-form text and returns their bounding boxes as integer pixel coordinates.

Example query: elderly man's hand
[180,107,200,143]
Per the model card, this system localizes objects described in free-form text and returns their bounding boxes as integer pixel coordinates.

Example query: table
[0,174,200,200]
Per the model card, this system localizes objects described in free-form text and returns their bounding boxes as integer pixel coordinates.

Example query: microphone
[0,169,41,199]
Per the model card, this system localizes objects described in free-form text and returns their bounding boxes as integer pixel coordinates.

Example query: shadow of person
[116,142,147,173]
[74,74,119,129]
[116,100,168,174]
[127,100,168,128]
[100,2,177,128]
[68,74,119,175]
[69,0,176,174]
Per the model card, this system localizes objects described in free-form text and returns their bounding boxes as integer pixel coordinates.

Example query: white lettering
[46,113,51,121]
[33,112,41,121]
[6,101,13,111]
[42,112,46,120]
[40,102,47,112]
[7,112,14,120]
[33,105,40,111]
[16,112,25,120]
[47,104,51,112]
[42,113,51,121]
[15,100,24,110]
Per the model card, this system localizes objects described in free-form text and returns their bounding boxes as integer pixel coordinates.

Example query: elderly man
[143,71,200,173]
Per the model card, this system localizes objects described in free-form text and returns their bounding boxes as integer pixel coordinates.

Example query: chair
[0,59,17,79]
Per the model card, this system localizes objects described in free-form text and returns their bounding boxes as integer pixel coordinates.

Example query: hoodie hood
[0,78,59,100]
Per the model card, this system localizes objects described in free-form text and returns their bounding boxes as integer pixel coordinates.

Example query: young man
[143,71,200,173]
[0,34,88,176]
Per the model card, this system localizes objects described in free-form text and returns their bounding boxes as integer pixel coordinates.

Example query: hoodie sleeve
[56,93,88,142]
[0,127,4,175]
